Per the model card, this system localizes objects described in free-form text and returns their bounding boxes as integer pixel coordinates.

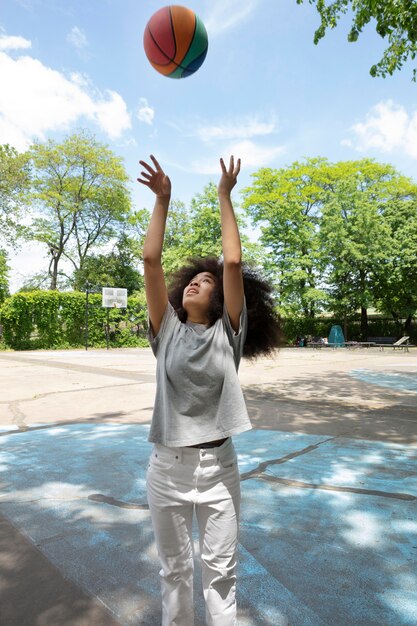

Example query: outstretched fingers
[150,154,163,171]
[220,155,241,180]
[137,155,165,186]
[137,174,151,185]
[137,155,171,198]
[138,154,163,175]
[139,159,154,174]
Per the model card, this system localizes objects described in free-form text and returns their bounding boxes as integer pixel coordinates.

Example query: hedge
[0,290,149,350]
[282,316,416,343]
[1,290,415,350]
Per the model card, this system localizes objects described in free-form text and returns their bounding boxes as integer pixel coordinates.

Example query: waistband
[153,438,235,464]
[187,437,229,449]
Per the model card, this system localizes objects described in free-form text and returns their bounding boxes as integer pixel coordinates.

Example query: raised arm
[137,155,170,336]
[218,156,244,333]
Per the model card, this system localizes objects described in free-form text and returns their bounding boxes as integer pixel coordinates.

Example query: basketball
[143,5,208,79]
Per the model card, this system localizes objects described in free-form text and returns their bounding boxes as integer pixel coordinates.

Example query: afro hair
[167,256,284,359]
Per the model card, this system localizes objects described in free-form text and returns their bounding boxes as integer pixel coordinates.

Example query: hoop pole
[85,285,89,351]
[106,308,110,350]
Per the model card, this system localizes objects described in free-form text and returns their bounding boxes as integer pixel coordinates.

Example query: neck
[187,314,208,325]
[185,307,209,325]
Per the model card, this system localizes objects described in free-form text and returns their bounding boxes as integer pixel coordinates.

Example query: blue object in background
[328,324,345,346]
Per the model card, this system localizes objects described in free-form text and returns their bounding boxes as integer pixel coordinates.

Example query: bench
[367,336,415,352]
[367,337,396,345]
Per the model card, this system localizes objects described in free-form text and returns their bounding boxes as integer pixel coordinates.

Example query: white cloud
[192,140,285,174]
[137,97,154,125]
[0,48,131,150]
[67,26,88,49]
[0,34,32,51]
[196,115,277,142]
[95,91,131,139]
[165,113,282,174]
[344,100,417,159]
[204,0,261,36]
[69,71,90,88]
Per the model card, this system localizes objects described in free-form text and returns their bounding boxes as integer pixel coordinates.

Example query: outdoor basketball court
[0,347,416,625]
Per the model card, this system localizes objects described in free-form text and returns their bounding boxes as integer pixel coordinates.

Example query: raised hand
[218,156,241,196]
[137,155,171,199]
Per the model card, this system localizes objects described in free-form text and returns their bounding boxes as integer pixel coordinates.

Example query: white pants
[146,438,241,626]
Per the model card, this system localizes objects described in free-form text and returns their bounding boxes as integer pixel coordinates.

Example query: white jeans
[146,438,241,626]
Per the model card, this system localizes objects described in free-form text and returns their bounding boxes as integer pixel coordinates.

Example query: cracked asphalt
[0,347,416,625]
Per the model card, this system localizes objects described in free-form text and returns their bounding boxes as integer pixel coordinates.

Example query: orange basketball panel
[149,59,179,76]
[170,5,196,65]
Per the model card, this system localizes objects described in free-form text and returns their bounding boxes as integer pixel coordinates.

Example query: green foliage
[319,160,399,315]
[132,184,263,278]
[297,0,417,80]
[0,250,10,304]
[0,290,149,350]
[25,131,132,290]
[242,157,331,317]
[161,183,259,274]
[242,157,417,336]
[72,234,144,294]
[373,191,417,321]
[283,316,415,343]
[283,316,338,342]
[0,144,31,246]
[128,206,151,258]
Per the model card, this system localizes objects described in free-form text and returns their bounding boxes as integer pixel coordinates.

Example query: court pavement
[0,347,416,625]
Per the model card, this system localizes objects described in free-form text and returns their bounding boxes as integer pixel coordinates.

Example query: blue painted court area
[0,424,416,626]
[349,369,417,393]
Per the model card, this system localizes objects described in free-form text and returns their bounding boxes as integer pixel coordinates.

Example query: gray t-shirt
[147,301,252,447]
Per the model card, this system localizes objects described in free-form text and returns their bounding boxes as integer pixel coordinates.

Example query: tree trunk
[49,252,60,290]
[360,306,368,340]
[404,315,413,336]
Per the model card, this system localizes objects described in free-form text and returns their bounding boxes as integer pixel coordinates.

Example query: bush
[0,290,149,350]
[282,316,416,344]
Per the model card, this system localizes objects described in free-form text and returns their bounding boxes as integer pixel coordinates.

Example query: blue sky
[1,0,416,291]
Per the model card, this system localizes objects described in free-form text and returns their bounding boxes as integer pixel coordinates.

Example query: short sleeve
[147,301,176,356]
[222,298,248,368]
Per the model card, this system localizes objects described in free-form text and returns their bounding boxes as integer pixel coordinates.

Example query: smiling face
[182,271,217,323]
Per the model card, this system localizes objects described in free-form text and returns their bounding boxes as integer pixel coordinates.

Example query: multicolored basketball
[143,5,208,79]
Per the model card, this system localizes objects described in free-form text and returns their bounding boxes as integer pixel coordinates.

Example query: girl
[138,155,282,626]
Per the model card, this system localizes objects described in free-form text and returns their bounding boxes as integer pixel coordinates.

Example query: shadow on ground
[1,424,416,625]
[243,370,417,445]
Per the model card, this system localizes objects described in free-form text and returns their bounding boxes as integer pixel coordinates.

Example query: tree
[71,234,144,294]
[162,184,224,275]
[130,183,263,279]
[0,144,30,246]
[242,156,415,335]
[242,158,329,317]
[297,0,417,80]
[26,132,132,290]
[319,160,398,338]
[0,249,10,304]
[372,184,417,334]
